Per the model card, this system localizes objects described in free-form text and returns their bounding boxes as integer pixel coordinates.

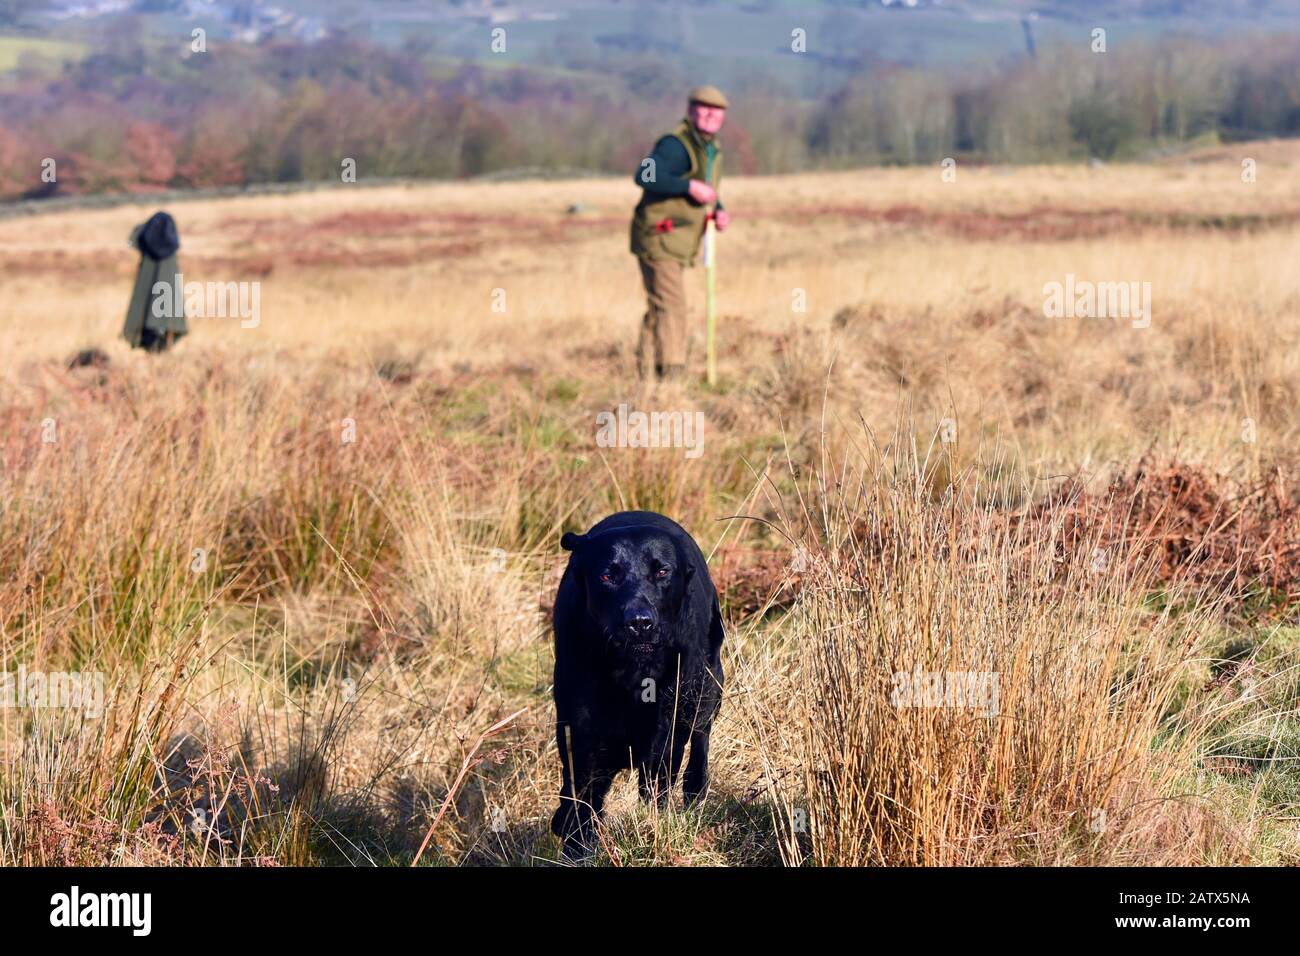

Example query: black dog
[550,511,725,858]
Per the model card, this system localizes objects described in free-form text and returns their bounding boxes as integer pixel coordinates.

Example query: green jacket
[630,119,723,267]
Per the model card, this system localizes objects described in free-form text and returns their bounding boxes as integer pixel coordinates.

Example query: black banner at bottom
[0,866,1277,942]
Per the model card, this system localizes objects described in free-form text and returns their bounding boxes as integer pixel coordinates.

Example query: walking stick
[704,213,717,386]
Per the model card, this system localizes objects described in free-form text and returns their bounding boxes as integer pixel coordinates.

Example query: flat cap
[688,85,729,109]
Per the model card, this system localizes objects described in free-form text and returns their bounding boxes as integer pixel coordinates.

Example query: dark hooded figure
[123,211,187,352]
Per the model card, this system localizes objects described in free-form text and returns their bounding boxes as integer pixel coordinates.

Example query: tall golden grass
[751,433,1235,865]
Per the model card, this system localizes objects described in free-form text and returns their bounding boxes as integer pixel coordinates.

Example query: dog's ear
[709,596,725,654]
[561,532,584,552]
[681,541,697,580]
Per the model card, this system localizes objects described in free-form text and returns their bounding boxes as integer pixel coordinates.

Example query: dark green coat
[123,212,187,351]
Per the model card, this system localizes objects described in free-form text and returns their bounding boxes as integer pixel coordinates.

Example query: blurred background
[2,0,1300,200]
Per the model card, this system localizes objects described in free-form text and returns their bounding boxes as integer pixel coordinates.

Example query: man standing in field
[630,85,731,382]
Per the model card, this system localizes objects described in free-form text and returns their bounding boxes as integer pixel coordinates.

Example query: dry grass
[1,145,1299,865]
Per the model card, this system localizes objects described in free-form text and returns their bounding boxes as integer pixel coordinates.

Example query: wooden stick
[704,216,717,386]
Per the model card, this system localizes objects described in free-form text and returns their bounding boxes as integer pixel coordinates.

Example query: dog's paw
[682,778,709,808]
[550,804,571,837]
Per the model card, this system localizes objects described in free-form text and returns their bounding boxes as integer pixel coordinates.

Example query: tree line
[2,30,1298,199]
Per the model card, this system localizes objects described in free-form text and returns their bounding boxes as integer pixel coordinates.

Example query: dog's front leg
[552,725,616,860]
[681,728,711,806]
[639,733,689,806]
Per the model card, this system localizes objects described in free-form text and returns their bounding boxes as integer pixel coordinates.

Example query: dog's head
[561,526,694,659]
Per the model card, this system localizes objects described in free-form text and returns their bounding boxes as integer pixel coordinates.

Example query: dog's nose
[623,609,658,636]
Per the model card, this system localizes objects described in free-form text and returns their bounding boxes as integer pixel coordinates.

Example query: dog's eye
[600,566,619,584]
[655,567,670,579]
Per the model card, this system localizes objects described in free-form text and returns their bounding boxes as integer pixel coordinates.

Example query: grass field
[0,33,85,72]
[1,141,1298,865]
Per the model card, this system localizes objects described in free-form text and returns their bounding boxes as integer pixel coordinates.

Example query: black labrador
[550,511,725,858]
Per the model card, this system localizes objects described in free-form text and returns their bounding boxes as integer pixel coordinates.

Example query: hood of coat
[132,211,180,261]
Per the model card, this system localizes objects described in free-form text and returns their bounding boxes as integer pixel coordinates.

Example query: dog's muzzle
[620,609,660,654]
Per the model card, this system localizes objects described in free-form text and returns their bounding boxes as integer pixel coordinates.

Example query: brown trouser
[636,256,688,376]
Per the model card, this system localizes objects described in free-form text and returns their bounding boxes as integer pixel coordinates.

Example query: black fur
[550,511,725,859]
